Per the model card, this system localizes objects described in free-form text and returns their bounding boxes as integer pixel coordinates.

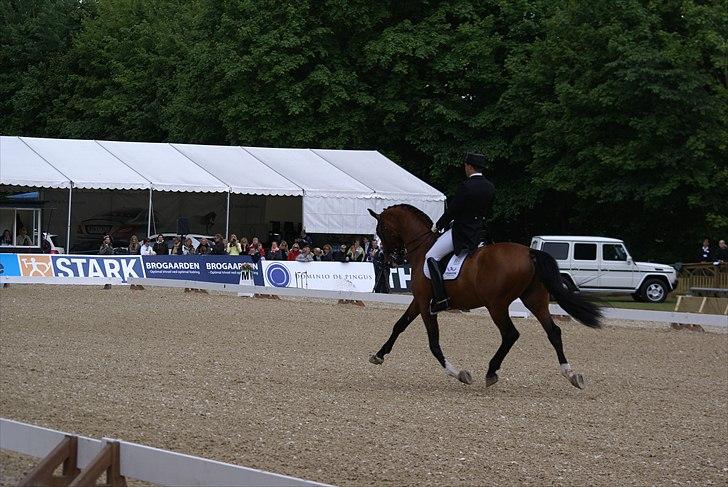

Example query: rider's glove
[431,224,439,233]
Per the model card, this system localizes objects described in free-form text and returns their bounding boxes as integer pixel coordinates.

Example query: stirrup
[429,298,450,315]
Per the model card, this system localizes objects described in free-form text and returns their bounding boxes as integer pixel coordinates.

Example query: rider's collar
[470,172,483,177]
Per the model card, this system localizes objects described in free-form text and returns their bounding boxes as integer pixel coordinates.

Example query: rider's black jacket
[435,174,495,253]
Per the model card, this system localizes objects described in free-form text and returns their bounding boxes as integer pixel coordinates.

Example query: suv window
[542,242,569,260]
[603,244,628,261]
[574,243,596,260]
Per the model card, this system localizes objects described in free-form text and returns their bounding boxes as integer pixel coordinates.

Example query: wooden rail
[675,263,727,294]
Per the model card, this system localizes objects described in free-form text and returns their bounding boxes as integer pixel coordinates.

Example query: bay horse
[367,205,602,389]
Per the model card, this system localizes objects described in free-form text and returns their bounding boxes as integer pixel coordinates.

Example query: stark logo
[19,255,53,277]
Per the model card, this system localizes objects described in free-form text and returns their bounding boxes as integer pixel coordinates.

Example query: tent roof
[0,137,70,189]
[21,137,149,190]
[172,144,302,196]
[98,141,229,193]
[312,149,445,201]
[243,147,373,198]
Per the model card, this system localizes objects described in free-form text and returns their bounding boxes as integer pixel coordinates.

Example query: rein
[404,230,434,258]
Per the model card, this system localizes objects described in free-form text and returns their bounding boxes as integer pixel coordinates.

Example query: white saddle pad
[443,250,470,280]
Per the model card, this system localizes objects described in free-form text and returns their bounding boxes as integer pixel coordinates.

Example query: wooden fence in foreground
[0,418,329,487]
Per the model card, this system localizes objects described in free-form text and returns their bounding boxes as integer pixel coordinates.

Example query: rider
[426,153,495,313]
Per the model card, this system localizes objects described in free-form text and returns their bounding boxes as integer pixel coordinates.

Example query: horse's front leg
[369,300,419,364]
[421,312,473,385]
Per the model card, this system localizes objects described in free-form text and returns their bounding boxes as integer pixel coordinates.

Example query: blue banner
[0,254,20,277]
[142,255,263,285]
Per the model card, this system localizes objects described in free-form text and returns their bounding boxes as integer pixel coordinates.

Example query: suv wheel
[640,278,668,303]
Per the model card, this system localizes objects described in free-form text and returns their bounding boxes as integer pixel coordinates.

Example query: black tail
[530,249,603,328]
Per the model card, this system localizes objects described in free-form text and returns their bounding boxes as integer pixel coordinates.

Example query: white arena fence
[0,418,330,487]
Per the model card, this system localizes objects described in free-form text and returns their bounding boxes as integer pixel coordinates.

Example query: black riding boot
[427,257,450,314]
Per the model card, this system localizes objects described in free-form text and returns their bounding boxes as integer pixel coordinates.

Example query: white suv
[530,236,678,303]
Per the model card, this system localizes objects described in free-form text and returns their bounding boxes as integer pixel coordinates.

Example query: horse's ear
[367,208,380,220]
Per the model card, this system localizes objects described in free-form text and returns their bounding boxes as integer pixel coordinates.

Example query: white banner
[260,261,375,292]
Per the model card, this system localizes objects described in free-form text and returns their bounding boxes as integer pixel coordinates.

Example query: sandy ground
[0,285,726,486]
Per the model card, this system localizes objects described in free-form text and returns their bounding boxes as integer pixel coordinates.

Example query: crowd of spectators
[698,238,728,264]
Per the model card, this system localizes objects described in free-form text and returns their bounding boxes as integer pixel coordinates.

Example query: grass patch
[596,294,677,312]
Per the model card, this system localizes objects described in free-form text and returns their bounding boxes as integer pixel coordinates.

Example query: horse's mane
[384,204,433,228]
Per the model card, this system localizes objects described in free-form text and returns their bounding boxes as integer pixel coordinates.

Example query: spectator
[153,234,168,255]
[346,239,365,262]
[140,237,155,255]
[312,247,323,261]
[183,237,196,255]
[227,234,242,255]
[99,235,114,255]
[287,243,301,261]
[197,238,211,255]
[698,238,712,262]
[715,239,728,263]
[278,241,290,260]
[171,236,183,255]
[333,244,347,262]
[16,227,32,246]
[240,237,249,254]
[362,236,371,256]
[321,243,334,261]
[296,245,314,262]
[297,228,313,248]
[268,241,285,260]
[211,233,227,255]
[128,235,140,255]
[1,229,12,246]
[248,236,265,260]
[372,241,390,294]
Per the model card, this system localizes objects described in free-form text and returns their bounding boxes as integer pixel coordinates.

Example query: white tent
[1,136,445,245]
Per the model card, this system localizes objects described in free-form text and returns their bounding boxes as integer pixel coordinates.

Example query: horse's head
[368,208,406,265]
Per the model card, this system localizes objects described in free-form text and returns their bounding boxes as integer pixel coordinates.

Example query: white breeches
[423,229,454,279]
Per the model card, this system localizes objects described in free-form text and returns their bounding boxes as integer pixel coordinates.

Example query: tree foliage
[1,0,725,261]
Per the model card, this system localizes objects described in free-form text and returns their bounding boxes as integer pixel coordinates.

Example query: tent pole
[66,186,72,253]
[225,190,231,239]
[147,188,153,238]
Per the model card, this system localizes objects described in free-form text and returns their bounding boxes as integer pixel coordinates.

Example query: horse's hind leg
[421,311,473,385]
[520,284,585,389]
[369,300,419,365]
[485,304,520,387]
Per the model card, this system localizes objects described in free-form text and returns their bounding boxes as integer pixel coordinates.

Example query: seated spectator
[333,244,347,262]
[197,238,211,255]
[128,235,140,255]
[171,236,183,255]
[211,233,227,254]
[140,237,155,255]
[321,243,334,261]
[153,234,168,255]
[313,247,323,261]
[715,239,728,263]
[698,238,712,262]
[183,237,196,255]
[227,234,242,255]
[99,235,114,255]
[287,243,301,261]
[346,239,365,262]
[16,227,32,246]
[248,236,265,260]
[296,245,314,262]
[278,240,290,260]
[268,241,285,260]
[1,229,12,246]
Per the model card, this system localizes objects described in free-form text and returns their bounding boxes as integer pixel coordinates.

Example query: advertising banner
[261,261,375,292]
[389,265,412,293]
[141,255,263,285]
[10,254,144,283]
[0,254,21,277]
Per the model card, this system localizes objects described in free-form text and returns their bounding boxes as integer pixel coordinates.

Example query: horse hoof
[458,370,473,385]
[369,354,384,365]
[569,373,585,389]
[485,374,499,387]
